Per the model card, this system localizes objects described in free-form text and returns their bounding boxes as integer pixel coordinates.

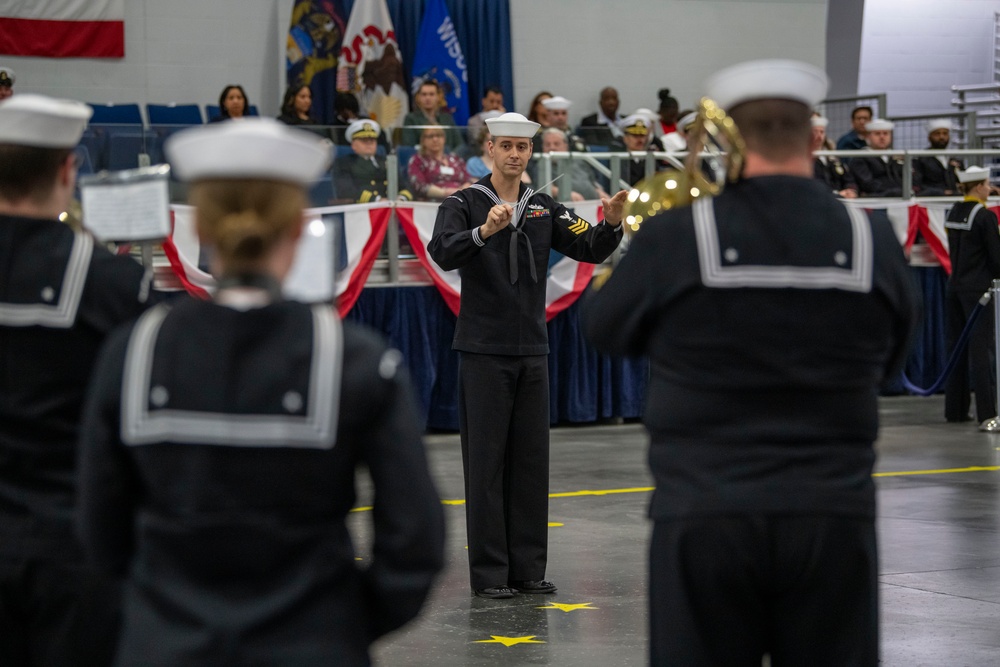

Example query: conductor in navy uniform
[583,60,918,665]
[0,94,156,666]
[428,112,627,599]
[77,119,445,665]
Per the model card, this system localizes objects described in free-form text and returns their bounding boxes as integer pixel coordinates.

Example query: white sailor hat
[485,112,540,138]
[621,114,650,135]
[166,117,332,185]
[865,118,894,132]
[957,166,990,184]
[0,67,13,87]
[926,118,952,133]
[811,115,829,128]
[540,96,572,111]
[705,59,829,110]
[0,94,92,148]
[346,119,381,141]
[677,111,698,130]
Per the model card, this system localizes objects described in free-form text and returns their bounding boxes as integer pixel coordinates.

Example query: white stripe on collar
[468,184,536,228]
[944,203,981,231]
[121,303,342,449]
[693,197,874,293]
[0,231,93,328]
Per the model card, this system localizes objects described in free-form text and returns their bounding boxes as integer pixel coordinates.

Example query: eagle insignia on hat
[0,70,11,87]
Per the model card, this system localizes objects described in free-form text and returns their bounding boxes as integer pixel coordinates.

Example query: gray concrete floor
[353,395,1000,666]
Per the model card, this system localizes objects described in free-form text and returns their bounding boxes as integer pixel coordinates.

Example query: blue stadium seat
[205,104,260,122]
[147,103,203,126]
[79,129,107,172]
[88,102,143,126]
[308,176,336,207]
[106,130,149,170]
[395,145,418,185]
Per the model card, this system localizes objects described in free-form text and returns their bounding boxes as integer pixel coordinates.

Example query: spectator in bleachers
[333,119,411,203]
[611,114,658,186]
[658,109,694,152]
[656,88,680,139]
[400,79,463,151]
[578,86,624,146]
[540,127,608,201]
[851,119,904,197]
[277,84,318,126]
[835,105,873,150]
[211,84,249,122]
[0,94,156,666]
[407,125,474,201]
[913,119,963,196]
[332,91,361,143]
[526,90,553,127]
[539,96,587,153]
[467,86,506,144]
[811,115,857,198]
[0,67,13,100]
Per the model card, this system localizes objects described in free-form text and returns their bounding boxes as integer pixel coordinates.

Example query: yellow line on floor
[348,467,998,512]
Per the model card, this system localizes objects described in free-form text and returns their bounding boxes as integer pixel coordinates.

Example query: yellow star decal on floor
[474,635,546,647]
[538,602,598,612]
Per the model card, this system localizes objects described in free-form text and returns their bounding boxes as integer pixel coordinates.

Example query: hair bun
[658,88,672,101]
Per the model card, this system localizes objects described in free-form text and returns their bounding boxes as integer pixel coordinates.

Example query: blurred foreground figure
[583,60,918,666]
[78,118,444,666]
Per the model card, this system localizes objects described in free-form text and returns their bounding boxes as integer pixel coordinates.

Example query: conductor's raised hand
[601,189,629,228]
[480,204,514,239]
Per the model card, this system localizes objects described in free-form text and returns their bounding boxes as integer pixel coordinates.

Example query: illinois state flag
[336,0,408,130]
[0,0,125,58]
[411,0,469,125]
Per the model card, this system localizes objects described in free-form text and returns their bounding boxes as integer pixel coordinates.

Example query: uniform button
[283,391,303,413]
[834,251,848,265]
[724,248,739,262]
[41,286,55,302]
[150,385,169,407]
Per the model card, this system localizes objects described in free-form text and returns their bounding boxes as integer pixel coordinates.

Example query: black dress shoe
[508,579,557,594]
[474,586,517,599]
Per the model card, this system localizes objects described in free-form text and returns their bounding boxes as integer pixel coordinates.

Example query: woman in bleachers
[211,84,249,122]
[407,125,474,200]
[278,84,317,126]
[527,90,553,128]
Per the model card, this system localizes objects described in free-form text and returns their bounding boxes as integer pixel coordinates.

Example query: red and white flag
[0,0,125,58]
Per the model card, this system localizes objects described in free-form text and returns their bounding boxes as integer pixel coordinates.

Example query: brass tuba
[622,97,746,232]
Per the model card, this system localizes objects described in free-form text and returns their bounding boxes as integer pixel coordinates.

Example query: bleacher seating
[88,103,143,126]
[147,103,203,126]
[204,104,260,122]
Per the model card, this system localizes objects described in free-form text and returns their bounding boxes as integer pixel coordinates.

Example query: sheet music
[81,178,171,242]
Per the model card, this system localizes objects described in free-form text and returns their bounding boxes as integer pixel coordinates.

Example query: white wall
[858,0,1000,115]
[2,0,827,124]
[510,0,829,125]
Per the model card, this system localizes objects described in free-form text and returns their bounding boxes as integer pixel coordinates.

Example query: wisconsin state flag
[0,0,125,58]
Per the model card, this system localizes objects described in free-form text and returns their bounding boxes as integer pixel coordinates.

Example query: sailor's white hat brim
[926,119,952,133]
[958,166,990,183]
[865,119,894,131]
[485,112,540,138]
[540,96,572,111]
[166,118,332,185]
[705,59,829,110]
[0,94,92,149]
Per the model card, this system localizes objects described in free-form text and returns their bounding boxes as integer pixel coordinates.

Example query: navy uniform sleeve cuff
[472,226,486,247]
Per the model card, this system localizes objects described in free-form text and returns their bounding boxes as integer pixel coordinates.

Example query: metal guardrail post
[644,152,656,181]
[876,93,888,119]
[385,154,399,284]
[901,152,913,199]
[609,155,623,192]
[537,153,553,196]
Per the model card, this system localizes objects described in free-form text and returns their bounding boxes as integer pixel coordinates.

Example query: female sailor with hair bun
[77,118,444,666]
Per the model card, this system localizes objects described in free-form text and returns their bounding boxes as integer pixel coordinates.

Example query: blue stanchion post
[986,279,1000,432]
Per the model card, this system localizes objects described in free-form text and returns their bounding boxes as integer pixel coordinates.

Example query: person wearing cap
[812,114,858,198]
[943,166,1000,428]
[913,119,964,196]
[851,118,906,197]
[658,109,693,152]
[582,59,917,665]
[76,118,445,664]
[400,78,463,151]
[333,118,412,202]
[428,111,627,600]
[0,94,156,665]
[577,86,625,146]
[0,67,13,100]
[466,86,506,144]
[835,104,873,151]
[610,114,660,185]
[536,96,587,153]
